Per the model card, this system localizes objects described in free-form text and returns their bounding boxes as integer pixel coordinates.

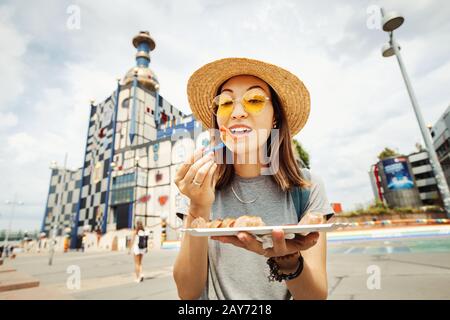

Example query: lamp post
[379,8,450,217]
[1,196,24,262]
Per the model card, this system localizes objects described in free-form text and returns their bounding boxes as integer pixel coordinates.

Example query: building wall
[431,105,450,186]
[42,168,82,236]
[76,94,116,236]
[408,150,443,206]
[376,156,422,208]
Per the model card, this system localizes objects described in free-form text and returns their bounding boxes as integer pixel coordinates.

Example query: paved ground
[3,236,450,300]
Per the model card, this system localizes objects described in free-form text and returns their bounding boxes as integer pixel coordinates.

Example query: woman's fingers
[192,158,215,186]
[212,231,320,257]
[236,232,266,255]
[271,229,287,256]
[174,147,205,183]
[204,162,218,187]
[211,236,246,249]
[181,152,215,185]
[289,232,319,250]
[212,233,265,255]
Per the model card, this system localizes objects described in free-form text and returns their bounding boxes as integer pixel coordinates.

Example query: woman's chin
[226,140,260,160]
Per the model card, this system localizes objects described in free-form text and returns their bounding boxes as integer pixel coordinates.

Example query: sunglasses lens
[242,90,267,114]
[212,89,268,117]
[213,94,234,117]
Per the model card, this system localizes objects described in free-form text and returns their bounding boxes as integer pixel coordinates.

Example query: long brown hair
[211,84,310,192]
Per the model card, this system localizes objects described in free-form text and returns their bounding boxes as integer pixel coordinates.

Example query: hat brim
[187,58,310,136]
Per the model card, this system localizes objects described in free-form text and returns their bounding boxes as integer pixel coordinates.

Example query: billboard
[382,157,415,190]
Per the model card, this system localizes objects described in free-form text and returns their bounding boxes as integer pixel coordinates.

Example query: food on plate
[190,216,207,228]
[209,219,223,228]
[190,215,265,229]
[221,217,236,228]
[234,215,265,227]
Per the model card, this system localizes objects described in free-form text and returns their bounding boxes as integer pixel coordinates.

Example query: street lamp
[379,8,450,217]
[1,196,24,262]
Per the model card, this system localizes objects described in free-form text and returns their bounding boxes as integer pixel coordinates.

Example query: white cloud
[0,5,28,110]
[0,112,18,128]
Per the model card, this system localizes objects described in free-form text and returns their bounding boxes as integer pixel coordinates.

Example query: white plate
[181,223,349,237]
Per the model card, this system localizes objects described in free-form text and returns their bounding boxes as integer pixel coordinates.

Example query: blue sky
[1,0,450,231]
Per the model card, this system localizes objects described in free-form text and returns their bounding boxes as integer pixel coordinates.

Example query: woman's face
[216,75,274,159]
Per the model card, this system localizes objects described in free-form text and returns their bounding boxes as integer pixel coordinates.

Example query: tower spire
[122,31,159,92]
[133,31,155,68]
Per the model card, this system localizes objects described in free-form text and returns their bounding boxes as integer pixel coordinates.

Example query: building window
[415,172,434,180]
[122,98,131,109]
[103,161,109,178]
[67,191,73,203]
[411,159,429,167]
[418,185,438,193]
[112,173,135,189]
[80,197,87,209]
[111,187,134,205]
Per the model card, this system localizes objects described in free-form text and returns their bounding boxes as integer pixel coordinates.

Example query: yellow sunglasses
[210,88,270,118]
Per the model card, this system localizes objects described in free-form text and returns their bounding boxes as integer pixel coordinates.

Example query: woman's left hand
[211,212,323,258]
[212,230,318,258]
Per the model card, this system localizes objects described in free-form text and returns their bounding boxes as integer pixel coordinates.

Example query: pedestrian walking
[129,220,149,283]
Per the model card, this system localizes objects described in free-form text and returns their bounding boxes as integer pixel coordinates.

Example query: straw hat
[187,57,310,136]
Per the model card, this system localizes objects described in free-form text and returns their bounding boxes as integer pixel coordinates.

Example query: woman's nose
[230,102,248,120]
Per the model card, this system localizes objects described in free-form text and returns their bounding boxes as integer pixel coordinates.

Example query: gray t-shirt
[180,169,334,300]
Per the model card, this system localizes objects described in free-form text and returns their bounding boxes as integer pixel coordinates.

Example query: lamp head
[381,43,401,57]
[382,11,404,32]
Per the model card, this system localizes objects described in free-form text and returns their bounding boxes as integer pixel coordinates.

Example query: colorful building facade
[41,31,208,248]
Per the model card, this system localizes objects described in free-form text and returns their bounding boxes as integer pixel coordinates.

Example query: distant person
[37,233,46,253]
[95,227,102,246]
[63,236,70,253]
[81,232,87,252]
[129,220,149,283]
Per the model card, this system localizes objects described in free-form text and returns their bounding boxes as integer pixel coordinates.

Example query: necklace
[231,185,258,204]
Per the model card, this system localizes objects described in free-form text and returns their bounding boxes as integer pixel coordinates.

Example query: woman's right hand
[174,147,218,217]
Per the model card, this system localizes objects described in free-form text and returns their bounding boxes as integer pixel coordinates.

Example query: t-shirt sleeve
[303,170,335,218]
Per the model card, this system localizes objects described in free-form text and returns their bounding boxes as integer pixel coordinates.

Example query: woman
[173,58,334,300]
[129,220,147,283]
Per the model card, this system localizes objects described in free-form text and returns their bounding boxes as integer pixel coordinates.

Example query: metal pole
[390,34,450,217]
[48,153,68,265]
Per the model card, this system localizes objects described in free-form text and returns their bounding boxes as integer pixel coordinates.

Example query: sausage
[221,217,236,228]
[209,219,223,228]
[234,215,265,227]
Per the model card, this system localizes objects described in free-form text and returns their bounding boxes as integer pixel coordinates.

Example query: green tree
[377,147,399,160]
[292,139,310,168]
